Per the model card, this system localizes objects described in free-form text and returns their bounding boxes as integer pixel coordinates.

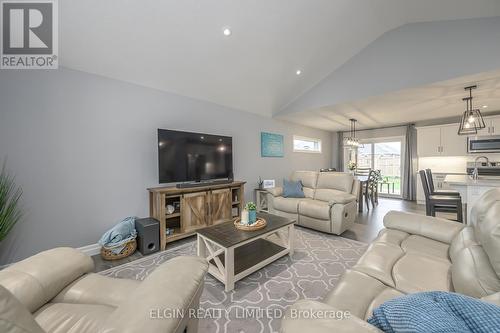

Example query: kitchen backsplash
[419,154,500,174]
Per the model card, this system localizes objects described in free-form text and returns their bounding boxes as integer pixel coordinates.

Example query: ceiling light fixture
[222,27,232,36]
[296,70,302,76]
[458,85,486,135]
[344,119,362,149]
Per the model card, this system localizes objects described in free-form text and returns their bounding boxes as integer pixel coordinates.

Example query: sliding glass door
[357,139,403,197]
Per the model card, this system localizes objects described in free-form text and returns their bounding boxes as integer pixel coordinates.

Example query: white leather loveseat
[0,248,208,333]
[281,188,500,333]
[266,171,359,235]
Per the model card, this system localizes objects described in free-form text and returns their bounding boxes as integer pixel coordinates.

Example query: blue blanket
[98,216,137,254]
[368,291,500,333]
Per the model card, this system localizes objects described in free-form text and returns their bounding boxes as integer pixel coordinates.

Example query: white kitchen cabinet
[417,127,442,157]
[417,124,466,157]
[441,125,467,156]
[487,117,500,135]
[473,116,500,136]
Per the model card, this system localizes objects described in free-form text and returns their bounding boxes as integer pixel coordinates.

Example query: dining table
[355,175,368,212]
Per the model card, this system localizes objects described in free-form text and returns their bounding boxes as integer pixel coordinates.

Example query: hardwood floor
[342,197,461,243]
[341,198,422,243]
[93,198,457,272]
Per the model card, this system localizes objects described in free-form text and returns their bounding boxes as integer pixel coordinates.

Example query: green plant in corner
[0,161,23,242]
[245,202,256,211]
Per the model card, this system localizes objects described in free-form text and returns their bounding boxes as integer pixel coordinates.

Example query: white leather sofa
[281,188,500,333]
[0,248,208,333]
[267,171,359,235]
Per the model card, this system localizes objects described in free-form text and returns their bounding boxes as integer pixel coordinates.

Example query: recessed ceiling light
[296,70,302,76]
[483,105,488,108]
[222,27,232,36]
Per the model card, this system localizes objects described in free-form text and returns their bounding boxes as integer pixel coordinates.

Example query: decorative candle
[241,209,249,225]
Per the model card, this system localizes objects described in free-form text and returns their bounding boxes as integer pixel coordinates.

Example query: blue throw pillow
[283,179,305,198]
[368,291,500,333]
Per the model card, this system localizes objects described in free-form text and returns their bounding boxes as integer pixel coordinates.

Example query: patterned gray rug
[100,227,367,333]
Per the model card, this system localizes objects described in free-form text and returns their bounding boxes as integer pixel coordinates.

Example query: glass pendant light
[344,119,361,148]
[458,85,486,135]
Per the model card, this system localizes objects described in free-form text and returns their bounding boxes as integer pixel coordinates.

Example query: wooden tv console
[148,181,245,250]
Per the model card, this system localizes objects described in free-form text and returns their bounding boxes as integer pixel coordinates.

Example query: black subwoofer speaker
[135,217,160,255]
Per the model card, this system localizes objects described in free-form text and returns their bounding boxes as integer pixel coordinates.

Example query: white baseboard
[78,243,101,256]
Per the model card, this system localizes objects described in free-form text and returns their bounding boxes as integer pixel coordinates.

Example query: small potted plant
[245,202,257,224]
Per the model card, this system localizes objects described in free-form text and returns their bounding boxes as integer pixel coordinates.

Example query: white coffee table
[196,212,295,291]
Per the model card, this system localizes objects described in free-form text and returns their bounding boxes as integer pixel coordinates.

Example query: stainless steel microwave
[468,136,500,153]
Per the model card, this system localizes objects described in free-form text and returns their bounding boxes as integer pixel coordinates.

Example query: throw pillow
[283,179,305,198]
[368,291,500,333]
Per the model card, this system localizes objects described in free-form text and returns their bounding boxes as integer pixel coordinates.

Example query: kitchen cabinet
[472,116,500,136]
[417,124,466,157]
[487,117,500,135]
[440,125,467,156]
[417,127,442,157]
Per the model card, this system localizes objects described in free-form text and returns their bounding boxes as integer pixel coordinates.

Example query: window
[293,135,322,153]
[354,139,403,197]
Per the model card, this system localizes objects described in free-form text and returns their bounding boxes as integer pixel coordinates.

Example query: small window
[293,135,322,153]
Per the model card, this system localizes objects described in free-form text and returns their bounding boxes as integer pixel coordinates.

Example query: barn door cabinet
[149,181,245,250]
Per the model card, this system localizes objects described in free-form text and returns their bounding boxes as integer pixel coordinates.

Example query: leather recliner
[281,188,500,333]
[266,171,360,235]
[0,248,208,333]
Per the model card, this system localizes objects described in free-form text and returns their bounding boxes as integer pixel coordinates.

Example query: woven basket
[100,238,137,261]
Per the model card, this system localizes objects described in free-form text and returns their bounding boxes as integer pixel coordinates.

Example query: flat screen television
[158,129,233,184]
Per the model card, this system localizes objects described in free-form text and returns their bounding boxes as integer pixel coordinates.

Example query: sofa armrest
[267,187,283,197]
[481,292,500,306]
[327,193,357,205]
[100,256,208,333]
[0,247,94,312]
[281,300,382,333]
[351,179,360,200]
[383,210,464,244]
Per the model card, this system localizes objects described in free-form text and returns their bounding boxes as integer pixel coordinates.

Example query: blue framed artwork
[261,132,284,157]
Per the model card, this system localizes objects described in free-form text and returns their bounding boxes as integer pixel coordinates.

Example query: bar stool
[419,170,463,223]
[425,169,460,196]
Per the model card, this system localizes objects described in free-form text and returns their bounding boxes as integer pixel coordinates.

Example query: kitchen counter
[444,174,500,186]
[444,174,500,224]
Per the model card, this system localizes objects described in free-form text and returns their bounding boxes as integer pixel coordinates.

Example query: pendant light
[344,119,361,148]
[458,85,486,135]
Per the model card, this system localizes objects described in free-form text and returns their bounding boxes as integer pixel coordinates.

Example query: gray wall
[0,68,332,264]
[281,17,500,115]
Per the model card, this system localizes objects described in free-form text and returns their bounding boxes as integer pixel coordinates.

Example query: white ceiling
[277,69,500,131]
[60,0,500,117]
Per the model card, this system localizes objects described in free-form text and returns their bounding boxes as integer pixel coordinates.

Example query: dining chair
[364,170,380,210]
[419,170,463,222]
[354,167,371,176]
[425,169,460,196]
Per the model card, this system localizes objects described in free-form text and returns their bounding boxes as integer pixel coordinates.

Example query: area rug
[100,226,367,333]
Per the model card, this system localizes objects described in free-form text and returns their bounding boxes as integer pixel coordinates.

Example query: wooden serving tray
[234,217,267,231]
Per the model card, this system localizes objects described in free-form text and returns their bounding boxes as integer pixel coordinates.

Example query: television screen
[158,129,233,183]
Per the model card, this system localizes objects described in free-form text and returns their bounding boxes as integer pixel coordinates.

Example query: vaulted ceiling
[61,0,500,117]
[278,69,500,131]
